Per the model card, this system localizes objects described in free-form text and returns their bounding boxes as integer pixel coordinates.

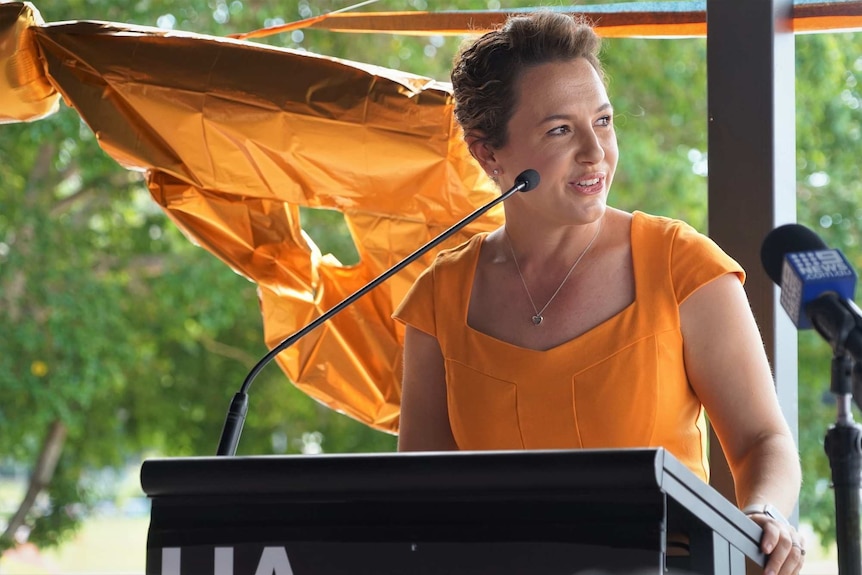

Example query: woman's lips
[573,174,605,195]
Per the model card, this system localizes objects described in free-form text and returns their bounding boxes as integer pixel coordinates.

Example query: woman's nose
[575,131,605,164]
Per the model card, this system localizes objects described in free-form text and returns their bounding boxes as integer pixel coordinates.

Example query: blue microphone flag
[781,249,857,329]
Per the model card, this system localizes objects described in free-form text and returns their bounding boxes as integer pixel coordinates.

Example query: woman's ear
[465,133,499,176]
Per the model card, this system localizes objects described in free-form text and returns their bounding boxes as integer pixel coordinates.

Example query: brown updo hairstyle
[451,11,604,150]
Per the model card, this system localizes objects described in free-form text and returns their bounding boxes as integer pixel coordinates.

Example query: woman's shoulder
[629,211,744,300]
[630,211,718,255]
[429,232,487,270]
[631,210,697,236]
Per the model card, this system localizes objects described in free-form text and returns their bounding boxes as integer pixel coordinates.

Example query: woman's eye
[548,125,571,135]
[596,115,612,127]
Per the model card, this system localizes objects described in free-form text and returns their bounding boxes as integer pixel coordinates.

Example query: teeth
[578,178,599,186]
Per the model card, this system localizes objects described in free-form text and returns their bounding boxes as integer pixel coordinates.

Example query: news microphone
[761,223,857,330]
[760,223,862,358]
[216,169,541,456]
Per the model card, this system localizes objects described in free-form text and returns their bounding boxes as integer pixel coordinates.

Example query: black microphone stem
[216,172,538,456]
[814,295,862,575]
[825,352,862,575]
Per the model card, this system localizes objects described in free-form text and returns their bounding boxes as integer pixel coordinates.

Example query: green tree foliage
[601,37,709,229]
[794,31,862,547]
[1,0,860,551]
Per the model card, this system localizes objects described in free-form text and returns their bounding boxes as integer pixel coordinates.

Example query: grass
[0,515,148,574]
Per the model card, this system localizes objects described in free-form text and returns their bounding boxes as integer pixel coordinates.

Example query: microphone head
[514,169,540,192]
[761,223,856,329]
[760,223,827,286]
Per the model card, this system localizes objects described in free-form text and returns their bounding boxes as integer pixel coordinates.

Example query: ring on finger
[791,542,806,556]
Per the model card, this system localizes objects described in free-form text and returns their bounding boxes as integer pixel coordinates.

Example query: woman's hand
[746,509,806,575]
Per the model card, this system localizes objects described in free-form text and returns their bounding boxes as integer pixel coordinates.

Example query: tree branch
[1,420,68,545]
[200,333,260,365]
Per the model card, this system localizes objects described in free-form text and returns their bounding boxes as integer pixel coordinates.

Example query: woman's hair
[451,11,604,149]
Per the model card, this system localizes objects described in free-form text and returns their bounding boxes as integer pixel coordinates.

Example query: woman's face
[491,57,619,225]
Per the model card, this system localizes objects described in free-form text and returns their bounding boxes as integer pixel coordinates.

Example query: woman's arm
[681,273,804,574]
[397,325,458,451]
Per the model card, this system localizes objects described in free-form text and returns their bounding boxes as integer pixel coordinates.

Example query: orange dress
[393,211,744,482]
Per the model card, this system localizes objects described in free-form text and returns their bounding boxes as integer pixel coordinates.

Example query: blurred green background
[1,0,861,570]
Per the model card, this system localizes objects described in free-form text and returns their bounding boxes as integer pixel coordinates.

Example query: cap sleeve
[671,221,746,305]
[392,264,438,337]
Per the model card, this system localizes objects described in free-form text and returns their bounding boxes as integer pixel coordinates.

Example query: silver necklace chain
[505,221,602,326]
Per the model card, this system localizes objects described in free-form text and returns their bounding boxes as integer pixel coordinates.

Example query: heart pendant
[532,315,543,325]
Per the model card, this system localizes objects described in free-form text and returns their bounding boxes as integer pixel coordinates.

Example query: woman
[393,11,803,575]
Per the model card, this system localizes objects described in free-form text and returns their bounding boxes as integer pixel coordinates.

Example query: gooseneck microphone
[760,222,861,356]
[216,169,541,456]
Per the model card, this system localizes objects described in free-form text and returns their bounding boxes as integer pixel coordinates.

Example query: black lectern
[140,448,765,575]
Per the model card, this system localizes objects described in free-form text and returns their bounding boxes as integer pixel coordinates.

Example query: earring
[492,169,500,176]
